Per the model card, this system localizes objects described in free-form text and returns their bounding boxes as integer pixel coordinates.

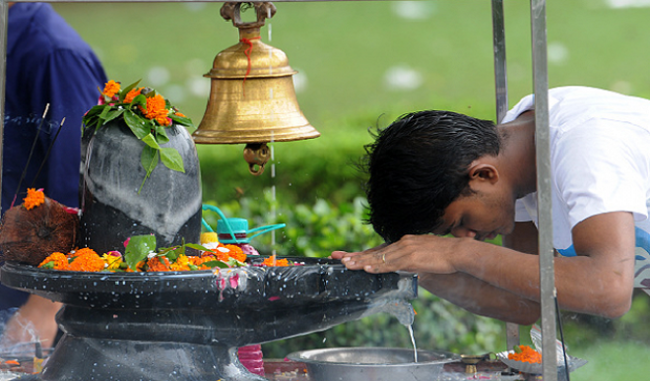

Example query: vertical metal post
[0,0,7,215]
[492,0,508,124]
[492,0,520,351]
[530,0,557,380]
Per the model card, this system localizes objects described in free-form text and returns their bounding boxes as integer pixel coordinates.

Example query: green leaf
[125,234,157,271]
[139,147,159,194]
[119,79,142,102]
[99,104,112,120]
[129,94,147,109]
[157,244,183,262]
[185,243,211,251]
[124,110,150,139]
[202,260,230,269]
[160,147,185,173]
[142,134,161,150]
[169,113,194,128]
[83,104,105,121]
[154,125,170,144]
[103,108,125,124]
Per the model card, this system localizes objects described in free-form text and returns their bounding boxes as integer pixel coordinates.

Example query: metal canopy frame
[0,1,558,379]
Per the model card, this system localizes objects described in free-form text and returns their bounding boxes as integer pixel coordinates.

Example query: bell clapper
[243,143,270,175]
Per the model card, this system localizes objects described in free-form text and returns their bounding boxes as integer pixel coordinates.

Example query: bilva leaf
[103,108,125,124]
[142,134,161,150]
[125,234,157,271]
[154,125,170,144]
[202,260,230,269]
[169,113,194,128]
[124,110,150,139]
[160,147,185,173]
[139,147,158,194]
[185,243,211,251]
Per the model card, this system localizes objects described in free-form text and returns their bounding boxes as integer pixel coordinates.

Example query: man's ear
[467,161,499,185]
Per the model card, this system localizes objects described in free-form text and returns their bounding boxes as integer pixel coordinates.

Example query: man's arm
[417,272,541,324]
[0,295,62,349]
[335,212,636,321]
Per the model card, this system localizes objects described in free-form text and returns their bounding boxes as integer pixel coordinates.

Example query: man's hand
[332,235,462,274]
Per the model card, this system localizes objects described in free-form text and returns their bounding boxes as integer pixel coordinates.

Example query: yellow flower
[102,251,123,270]
[23,188,45,210]
[170,254,191,271]
[102,80,121,98]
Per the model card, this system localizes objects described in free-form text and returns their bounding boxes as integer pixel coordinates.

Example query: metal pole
[491,0,520,351]
[0,0,7,216]
[492,0,508,124]
[530,0,557,380]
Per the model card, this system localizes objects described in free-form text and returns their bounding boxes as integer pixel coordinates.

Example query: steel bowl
[287,347,459,381]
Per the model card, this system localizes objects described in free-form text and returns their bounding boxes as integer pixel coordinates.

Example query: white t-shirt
[502,86,650,291]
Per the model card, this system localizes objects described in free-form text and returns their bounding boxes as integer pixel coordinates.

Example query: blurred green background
[52,1,650,379]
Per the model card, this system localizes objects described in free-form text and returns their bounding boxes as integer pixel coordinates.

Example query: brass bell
[193,2,320,175]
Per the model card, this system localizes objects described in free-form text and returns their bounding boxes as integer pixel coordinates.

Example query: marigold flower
[102,80,121,98]
[262,255,289,267]
[508,345,542,364]
[155,115,171,126]
[223,245,247,263]
[170,254,191,271]
[147,256,172,272]
[189,255,215,270]
[38,252,69,270]
[23,188,45,210]
[175,112,186,118]
[139,94,169,124]
[124,87,143,104]
[67,248,106,272]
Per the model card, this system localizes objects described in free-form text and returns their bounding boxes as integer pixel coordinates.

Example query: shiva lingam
[1,258,417,381]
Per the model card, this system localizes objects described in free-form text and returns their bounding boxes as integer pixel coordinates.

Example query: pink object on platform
[238,344,265,376]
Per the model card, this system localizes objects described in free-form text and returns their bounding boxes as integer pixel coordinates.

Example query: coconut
[0,197,79,266]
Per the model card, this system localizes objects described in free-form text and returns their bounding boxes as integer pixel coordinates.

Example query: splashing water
[362,294,419,363]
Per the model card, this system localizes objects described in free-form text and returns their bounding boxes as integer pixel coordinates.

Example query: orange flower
[67,248,105,272]
[39,252,69,270]
[23,188,45,210]
[223,245,247,263]
[102,80,120,98]
[155,114,171,126]
[124,87,143,104]
[175,112,186,118]
[139,94,169,124]
[508,345,542,364]
[147,256,172,272]
[262,255,289,267]
[189,255,216,270]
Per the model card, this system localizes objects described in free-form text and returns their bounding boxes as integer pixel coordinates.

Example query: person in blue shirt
[1,2,107,349]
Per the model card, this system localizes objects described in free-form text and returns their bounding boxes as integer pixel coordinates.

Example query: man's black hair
[364,110,501,243]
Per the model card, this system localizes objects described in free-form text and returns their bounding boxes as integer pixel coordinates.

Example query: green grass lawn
[53,1,650,379]
[54,0,650,129]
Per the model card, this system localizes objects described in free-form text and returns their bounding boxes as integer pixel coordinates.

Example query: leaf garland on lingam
[82,80,195,193]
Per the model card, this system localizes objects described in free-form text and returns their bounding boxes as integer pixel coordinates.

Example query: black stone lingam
[0,257,417,381]
[78,120,202,254]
